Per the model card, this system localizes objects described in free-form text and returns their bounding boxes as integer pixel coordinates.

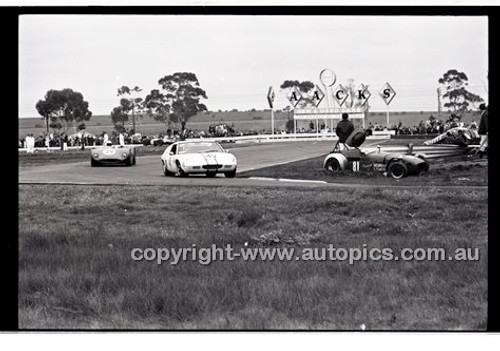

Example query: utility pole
[437,87,442,119]
[132,105,136,133]
[267,86,275,135]
[271,108,275,135]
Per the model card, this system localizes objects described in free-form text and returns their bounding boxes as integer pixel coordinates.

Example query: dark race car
[323,129,429,179]
[323,145,429,179]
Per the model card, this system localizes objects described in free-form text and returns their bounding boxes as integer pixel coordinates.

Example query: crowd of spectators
[19,132,98,149]
[373,115,479,136]
[19,124,252,149]
[19,115,480,150]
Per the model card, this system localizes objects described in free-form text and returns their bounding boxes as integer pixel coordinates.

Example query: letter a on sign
[287,86,303,108]
[311,85,325,107]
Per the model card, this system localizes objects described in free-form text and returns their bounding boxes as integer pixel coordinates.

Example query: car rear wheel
[325,158,341,172]
[224,168,237,178]
[387,161,408,179]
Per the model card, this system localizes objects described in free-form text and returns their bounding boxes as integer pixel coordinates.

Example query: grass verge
[19,184,487,330]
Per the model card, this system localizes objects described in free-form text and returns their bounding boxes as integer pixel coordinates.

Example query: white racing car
[161,141,237,178]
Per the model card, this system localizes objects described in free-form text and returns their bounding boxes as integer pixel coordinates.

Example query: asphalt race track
[19,141,336,187]
[19,140,488,189]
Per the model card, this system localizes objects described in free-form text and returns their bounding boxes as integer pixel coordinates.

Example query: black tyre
[419,163,429,173]
[132,154,136,165]
[224,168,237,178]
[387,161,408,179]
[90,158,100,167]
[125,156,132,166]
[325,158,341,172]
[162,161,174,176]
[176,161,188,177]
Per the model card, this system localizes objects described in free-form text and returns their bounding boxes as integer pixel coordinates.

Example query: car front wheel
[387,161,408,179]
[163,161,174,176]
[224,168,237,178]
[325,158,341,172]
[176,161,188,177]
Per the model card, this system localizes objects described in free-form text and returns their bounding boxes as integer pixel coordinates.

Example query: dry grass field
[19,183,487,330]
[19,109,482,137]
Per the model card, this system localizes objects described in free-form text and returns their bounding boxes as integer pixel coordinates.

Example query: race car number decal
[352,161,360,172]
[103,149,116,156]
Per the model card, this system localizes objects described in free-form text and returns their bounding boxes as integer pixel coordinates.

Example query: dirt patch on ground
[239,155,488,187]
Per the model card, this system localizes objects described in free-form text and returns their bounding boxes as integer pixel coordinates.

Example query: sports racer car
[90,142,136,167]
[161,141,237,177]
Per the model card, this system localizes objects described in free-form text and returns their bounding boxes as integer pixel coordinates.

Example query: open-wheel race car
[323,125,485,179]
[323,129,430,179]
[90,142,136,167]
[323,143,429,179]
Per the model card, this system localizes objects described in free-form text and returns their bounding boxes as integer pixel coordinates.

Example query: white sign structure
[292,108,366,134]
[319,69,336,87]
[379,82,396,105]
[379,82,397,127]
[267,86,275,109]
[287,86,303,108]
[269,70,396,132]
[333,84,349,106]
[267,86,275,135]
[356,84,371,106]
[311,85,325,107]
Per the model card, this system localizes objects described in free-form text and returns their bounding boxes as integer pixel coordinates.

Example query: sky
[19,15,488,118]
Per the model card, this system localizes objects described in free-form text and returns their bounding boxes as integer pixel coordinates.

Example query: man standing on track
[477,103,488,157]
[335,113,355,150]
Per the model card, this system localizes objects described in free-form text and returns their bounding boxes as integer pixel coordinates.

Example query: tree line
[36,69,485,134]
[36,72,208,134]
